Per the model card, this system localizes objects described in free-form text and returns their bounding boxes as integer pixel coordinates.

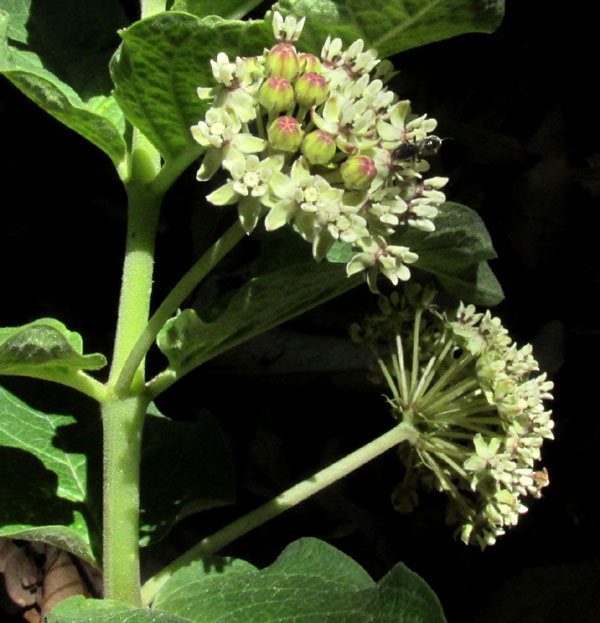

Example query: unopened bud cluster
[351,285,554,548]
[191,11,448,291]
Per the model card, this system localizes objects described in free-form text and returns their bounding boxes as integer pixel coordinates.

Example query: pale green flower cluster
[351,285,554,549]
[191,12,448,291]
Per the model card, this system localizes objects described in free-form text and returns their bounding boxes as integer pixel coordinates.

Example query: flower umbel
[351,285,554,549]
[191,11,449,291]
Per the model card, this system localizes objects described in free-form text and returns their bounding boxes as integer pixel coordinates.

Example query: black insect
[391,136,442,162]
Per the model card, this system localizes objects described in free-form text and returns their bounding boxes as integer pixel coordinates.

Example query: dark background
[1,1,598,621]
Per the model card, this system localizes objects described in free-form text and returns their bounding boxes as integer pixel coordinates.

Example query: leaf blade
[0,1,128,166]
[273,0,505,58]
[110,12,272,162]
[155,260,362,382]
[153,537,447,622]
[0,384,98,564]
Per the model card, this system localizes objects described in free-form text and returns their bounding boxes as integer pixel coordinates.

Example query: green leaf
[0,384,98,564]
[273,0,505,58]
[151,537,447,622]
[434,260,504,307]
[393,202,505,305]
[171,0,265,20]
[47,597,171,623]
[110,12,272,162]
[0,319,107,388]
[49,539,446,622]
[305,202,504,305]
[0,385,234,562]
[0,1,128,166]
[139,410,234,547]
[155,257,362,381]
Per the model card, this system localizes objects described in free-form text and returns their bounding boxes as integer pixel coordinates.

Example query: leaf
[151,537,447,622]
[155,258,362,380]
[0,319,107,387]
[49,539,446,621]
[0,0,128,166]
[273,0,505,58]
[297,202,504,305]
[110,12,272,162]
[0,384,98,564]
[393,202,505,305]
[0,383,233,561]
[171,0,266,20]
[434,260,504,307]
[139,410,234,547]
[47,596,176,623]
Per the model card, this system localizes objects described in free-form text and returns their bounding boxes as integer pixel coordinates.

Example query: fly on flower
[392,136,442,163]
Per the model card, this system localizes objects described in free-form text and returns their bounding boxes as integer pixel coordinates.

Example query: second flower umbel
[351,285,554,549]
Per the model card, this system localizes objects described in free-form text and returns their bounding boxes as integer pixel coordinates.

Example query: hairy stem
[103,121,162,603]
[109,185,161,393]
[141,422,418,605]
[101,394,149,606]
[116,220,246,396]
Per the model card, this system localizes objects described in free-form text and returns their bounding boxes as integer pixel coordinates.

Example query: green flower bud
[301,130,336,164]
[268,116,304,152]
[299,52,321,74]
[265,43,299,81]
[259,77,294,112]
[340,155,377,190]
[294,72,329,107]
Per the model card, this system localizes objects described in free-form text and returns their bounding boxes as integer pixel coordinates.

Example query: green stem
[109,185,161,393]
[409,308,423,398]
[115,220,246,397]
[101,394,149,606]
[423,377,480,413]
[141,422,418,606]
[418,351,475,410]
[103,121,162,604]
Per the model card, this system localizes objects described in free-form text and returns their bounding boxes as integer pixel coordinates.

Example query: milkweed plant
[0,1,552,622]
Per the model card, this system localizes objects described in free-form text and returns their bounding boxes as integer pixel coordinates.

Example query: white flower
[271,10,305,43]
[353,287,554,549]
[210,52,236,87]
[192,17,448,290]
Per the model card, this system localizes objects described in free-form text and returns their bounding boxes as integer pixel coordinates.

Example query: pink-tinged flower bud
[301,130,336,164]
[268,116,304,152]
[299,53,321,74]
[341,155,377,189]
[265,43,299,81]
[294,72,329,107]
[259,77,294,112]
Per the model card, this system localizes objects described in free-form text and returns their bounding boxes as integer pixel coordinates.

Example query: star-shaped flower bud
[267,116,304,152]
[295,72,329,107]
[265,43,300,81]
[299,52,321,73]
[341,155,377,190]
[259,77,295,112]
[301,130,336,165]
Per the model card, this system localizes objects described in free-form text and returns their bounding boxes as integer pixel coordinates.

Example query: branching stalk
[141,422,418,606]
[115,220,246,396]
